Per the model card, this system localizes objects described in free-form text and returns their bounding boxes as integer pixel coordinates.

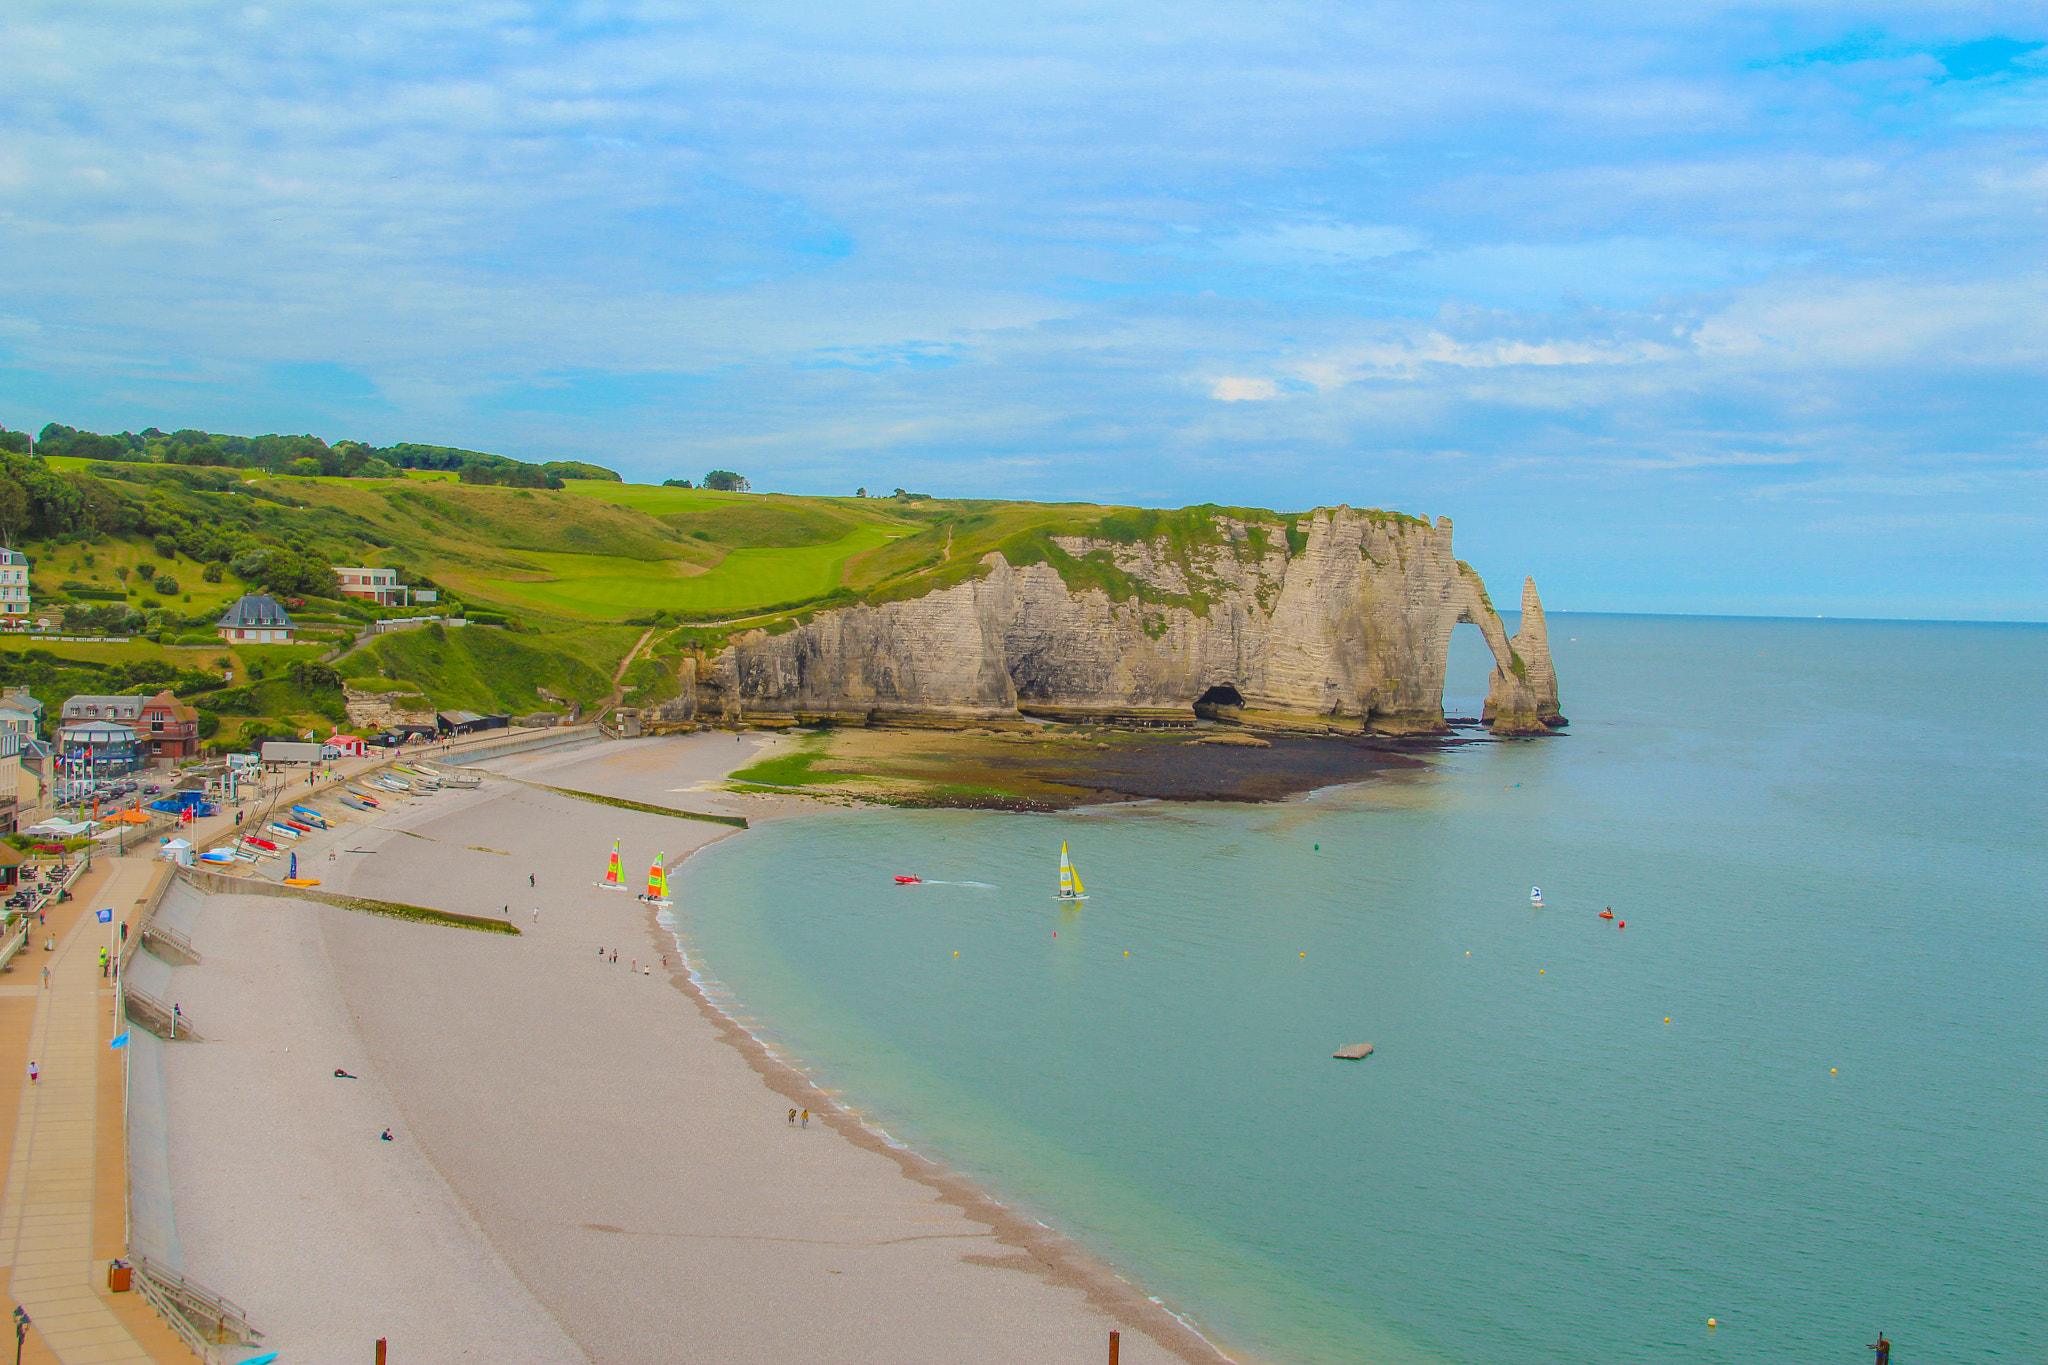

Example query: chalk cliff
[690,507,1563,736]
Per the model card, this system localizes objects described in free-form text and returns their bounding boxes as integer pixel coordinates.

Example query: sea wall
[698,507,1564,736]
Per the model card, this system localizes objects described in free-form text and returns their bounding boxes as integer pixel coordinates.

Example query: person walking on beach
[532,907,539,922]
[1870,1333,1891,1365]
[787,1108,797,1125]
[529,873,535,888]
[41,967,48,990]
[27,1061,37,1084]
[801,1109,809,1128]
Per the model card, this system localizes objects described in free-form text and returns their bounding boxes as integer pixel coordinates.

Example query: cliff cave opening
[1194,683,1245,720]
[1443,622,1493,722]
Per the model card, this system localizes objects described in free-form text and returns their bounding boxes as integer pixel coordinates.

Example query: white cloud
[1209,376,1279,401]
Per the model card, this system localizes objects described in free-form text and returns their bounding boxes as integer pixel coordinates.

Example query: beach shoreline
[638,875,1237,1365]
[150,731,1248,1365]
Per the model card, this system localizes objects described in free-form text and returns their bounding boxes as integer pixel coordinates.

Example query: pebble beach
[148,733,1230,1365]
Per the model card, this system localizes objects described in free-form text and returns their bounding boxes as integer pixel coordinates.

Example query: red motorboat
[894,875,923,884]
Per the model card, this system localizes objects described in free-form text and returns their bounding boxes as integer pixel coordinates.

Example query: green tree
[154,575,178,595]
[701,470,748,492]
[289,458,322,477]
[201,562,222,583]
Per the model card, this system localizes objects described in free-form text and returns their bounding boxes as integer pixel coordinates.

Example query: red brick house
[139,689,201,762]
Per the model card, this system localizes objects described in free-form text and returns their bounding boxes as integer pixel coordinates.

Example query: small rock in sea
[1332,1043,1375,1060]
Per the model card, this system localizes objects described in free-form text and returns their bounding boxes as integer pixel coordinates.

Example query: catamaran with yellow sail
[1055,841,1088,902]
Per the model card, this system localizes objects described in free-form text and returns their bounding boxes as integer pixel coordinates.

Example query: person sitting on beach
[334,1068,357,1079]
[380,1128,393,1141]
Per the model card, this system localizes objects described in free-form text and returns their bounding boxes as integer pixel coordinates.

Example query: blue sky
[2,2,2045,619]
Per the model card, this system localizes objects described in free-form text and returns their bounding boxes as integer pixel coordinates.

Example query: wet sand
[159,733,1234,1365]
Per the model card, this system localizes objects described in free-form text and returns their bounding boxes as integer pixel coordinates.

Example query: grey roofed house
[215,593,297,641]
[60,694,144,722]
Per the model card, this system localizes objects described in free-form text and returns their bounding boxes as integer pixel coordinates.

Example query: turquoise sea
[674,616,2047,1365]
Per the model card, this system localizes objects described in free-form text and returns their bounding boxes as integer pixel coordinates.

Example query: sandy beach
[145,733,1234,1365]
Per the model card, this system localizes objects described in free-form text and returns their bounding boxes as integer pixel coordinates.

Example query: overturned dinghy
[1333,1043,1375,1060]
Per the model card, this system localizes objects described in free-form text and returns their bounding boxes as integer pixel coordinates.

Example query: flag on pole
[95,907,113,923]
[109,1032,129,1050]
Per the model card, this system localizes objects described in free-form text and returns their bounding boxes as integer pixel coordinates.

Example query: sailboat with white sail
[1055,841,1088,902]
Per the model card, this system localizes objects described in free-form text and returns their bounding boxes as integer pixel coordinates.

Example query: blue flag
[95,907,113,923]
[109,1032,129,1050]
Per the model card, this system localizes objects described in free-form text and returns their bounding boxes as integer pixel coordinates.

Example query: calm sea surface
[674,616,2047,1365]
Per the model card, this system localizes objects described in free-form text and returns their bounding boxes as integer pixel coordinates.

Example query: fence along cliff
[687,506,1564,736]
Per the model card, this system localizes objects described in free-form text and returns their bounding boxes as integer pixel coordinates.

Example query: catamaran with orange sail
[595,838,626,890]
[644,852,672,907]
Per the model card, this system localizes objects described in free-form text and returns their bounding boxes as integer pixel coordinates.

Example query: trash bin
[108,1260,131,1292]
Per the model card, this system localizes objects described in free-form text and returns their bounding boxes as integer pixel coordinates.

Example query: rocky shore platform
[725,723,1485,810]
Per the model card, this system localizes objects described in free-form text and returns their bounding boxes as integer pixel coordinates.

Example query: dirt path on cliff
[593,625,658,724]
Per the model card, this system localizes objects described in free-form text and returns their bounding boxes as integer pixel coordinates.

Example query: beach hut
[0,842,22,888]
[159,838,194,868]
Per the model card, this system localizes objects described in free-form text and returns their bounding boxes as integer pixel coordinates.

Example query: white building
[0,548,29,618]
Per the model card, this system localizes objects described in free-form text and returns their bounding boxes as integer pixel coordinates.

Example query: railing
[131,1252,261,1357]
[123,987,199,1041]
[132,1272,223,1365]
[140,921,200,965]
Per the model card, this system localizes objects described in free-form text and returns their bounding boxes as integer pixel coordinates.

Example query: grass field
[454,523,907,619]
[339,623,636,711]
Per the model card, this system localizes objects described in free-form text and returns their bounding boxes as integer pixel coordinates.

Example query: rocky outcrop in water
[690,507,1563,736]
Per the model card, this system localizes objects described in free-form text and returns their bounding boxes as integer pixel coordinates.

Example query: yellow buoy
[1831,1068,1837,1074]
[953,951,959,957]
[1664,1017,1670,1023]
[1539,969,1544,974]
[1301,952,1306,958]
[1124,951,1129,956]
[1707,1318,1717,1329]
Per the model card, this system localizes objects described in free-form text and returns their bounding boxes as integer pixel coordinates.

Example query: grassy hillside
[1,442,1445,727]
[338,623,639,714]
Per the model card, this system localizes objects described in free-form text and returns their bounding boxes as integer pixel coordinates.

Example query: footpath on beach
[0,723,603,1365]
[0,850,188,1363]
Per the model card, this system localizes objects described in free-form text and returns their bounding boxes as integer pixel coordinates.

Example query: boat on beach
[595,838,627,890]
[644,853,672,907]
[1055,842,1088,902]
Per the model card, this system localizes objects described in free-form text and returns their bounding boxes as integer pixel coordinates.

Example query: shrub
[153,535,178,560]
[201,562,222,583]
[154,575,178,595]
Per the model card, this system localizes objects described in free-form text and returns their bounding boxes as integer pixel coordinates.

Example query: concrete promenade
[0,851,193,1364]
